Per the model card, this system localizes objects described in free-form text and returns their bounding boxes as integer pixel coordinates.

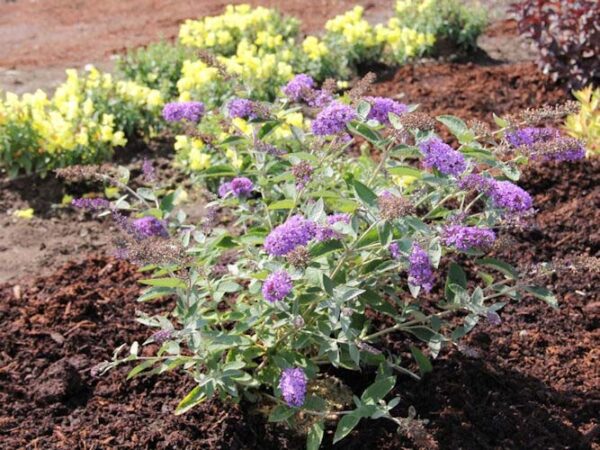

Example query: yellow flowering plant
[394,0,486,53]
[0,66,163,175]
[563,86,599,156]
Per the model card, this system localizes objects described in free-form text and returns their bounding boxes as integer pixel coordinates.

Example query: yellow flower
[392,175,417,188]
[302,36,328,60]
[226,148,243,169]
[13,208,34,219]
[111,131,127,147]
[189,147,211,170]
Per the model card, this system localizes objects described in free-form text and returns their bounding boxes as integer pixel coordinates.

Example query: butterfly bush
[92,77,582,448]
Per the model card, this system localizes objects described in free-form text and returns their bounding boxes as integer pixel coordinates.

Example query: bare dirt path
[0,0,392,94]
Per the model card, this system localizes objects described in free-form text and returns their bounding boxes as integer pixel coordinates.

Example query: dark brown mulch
[370,61,567,126]
[1,158,598,450]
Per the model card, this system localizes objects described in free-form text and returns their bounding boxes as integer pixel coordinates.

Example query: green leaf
[139,277,186,289]
[410,346,433,375]
[352,180,377,207]
[268,405,295,422]
[126,360,154,379]
[523,286,558,308]
[198,164,236,177]
[321,274,335,296]
[347,122,382,145]
[445,263,467,302]
[388,166,423,178]
[333,412,361,444]
[475,258,518,279]
[361,376,396,404]
[436,115,474,143]
[138,286,174,302]
[307,421,325,450]
[258,121,281,139]
[356,100,372,121]
[175,385,206,415]
[310,239,344,257]
[268,199,295,210]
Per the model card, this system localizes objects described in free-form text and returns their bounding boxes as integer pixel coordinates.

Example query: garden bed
[1,159,598,449]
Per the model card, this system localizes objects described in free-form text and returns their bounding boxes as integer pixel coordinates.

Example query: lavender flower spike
[227,98,255,119]
[72,197,111,210]
[443,225,496,251]
[408,243,434,292]
[488,180,532,214]
[264,215,317,256]
[419,137,467,176]
[262,270,293,303]
[162,101,205,123]
[282,74,315,102]
[219,177,254,198]
[364,96,408,124]
[279,367,307,407]
[311,101,357,136]
[132,216,169,239]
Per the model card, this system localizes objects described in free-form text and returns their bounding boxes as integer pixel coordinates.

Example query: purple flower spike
[283,74,315,102]
[443,225,496,251]
[72,197,111,210]
[311,101,357,136]
[219,177,254,198]
[327,213,351,225]
[408,243,434,292]
[264,215,317,256]
[419,137,467,176]
[505,127,559,148]
[279,367,307,407]
[364,97,408,124]
[488,180,532,214]
[227,98,256,119]
[132,216,168,239]
[389,242,400,260]
[162,101,205,123]
[262,270,293,303]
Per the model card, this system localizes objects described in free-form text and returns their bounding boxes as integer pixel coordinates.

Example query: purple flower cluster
[307,89,333,108]
[218,177,254,198]
[443,225,496,251]
[282,74,315,102]
[327,213,351,225]
[489,180,532,214]
[505,127,559,148]
[408,244,434,292]
[278,367,307,407]
[419,138,467,176]
[364,97,408,124]
[264,215,316,256]
[72,197,110,210]
[142,158,156,182]
[162,101,205,123]
[132,216,169,239]
[262,270,293,302]
[458,173,491,192]
[311,101,357,136]
[506,127,585,162]
[389,242,400,260]
[227,98,255,119]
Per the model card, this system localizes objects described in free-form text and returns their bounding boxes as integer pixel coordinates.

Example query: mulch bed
[1,156,598,449]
